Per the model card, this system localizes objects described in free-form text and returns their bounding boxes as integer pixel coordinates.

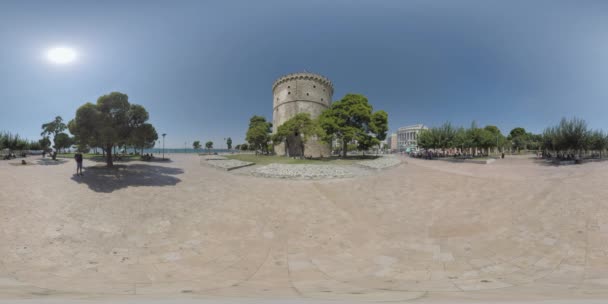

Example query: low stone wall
[443,158,496,164]
[465,158,496,165]
[356,157,401,169]
[252,164,353,179]
[203,157,254,171]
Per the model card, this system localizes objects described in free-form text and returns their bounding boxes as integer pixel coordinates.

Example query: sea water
[141,148,234,154]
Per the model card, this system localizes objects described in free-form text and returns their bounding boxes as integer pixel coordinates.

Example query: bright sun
[47,47,77,64]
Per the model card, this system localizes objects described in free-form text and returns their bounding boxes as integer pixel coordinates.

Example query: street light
[162,133,166,160]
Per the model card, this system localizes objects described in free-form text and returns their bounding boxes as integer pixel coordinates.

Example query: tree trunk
[342,140,347,158]
[106,144,114,167]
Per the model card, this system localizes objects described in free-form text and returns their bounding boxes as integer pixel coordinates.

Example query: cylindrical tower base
[272,72,334,158]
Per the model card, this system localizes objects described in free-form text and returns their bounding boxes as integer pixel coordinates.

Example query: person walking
[75,152,84,176]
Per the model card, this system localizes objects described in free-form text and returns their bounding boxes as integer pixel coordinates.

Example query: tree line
[0,132,50,151]
[244,94,388,157]
[542,118,608,158]
[417,117,608,158]
[192,138,232,152]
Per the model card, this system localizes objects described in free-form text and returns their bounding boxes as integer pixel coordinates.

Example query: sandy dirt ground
[0,154,607,303]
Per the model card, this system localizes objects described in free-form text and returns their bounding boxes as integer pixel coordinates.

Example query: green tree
[507,127,528,153]
[41,116,67,151]
[53,133,72,152]
[541,117,592,157]
[240,143,248,151]
[226,137,232,150]
[318,94,388,157]
[589,130,608,158]
[509,127,526,139]
[557,117,589,156]
[38,136,51,151]
[192,140,201,150]
[417,129,437,150]
[205,141,213,150]
[273,113,321,157]
[0,132,30,151]
[69,92,155,167]
[131,123,158,154]
[484,125,505,152]
[246,115,272,154]
[234,144,241,150]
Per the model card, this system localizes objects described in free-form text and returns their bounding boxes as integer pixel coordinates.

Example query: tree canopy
[205,141,213,150]
[54,133,73,152]
[541,117,599,156]
[226,137,232,150]
[418,122,506,154]
[272,113,321,157]
[41,116,67,150]
[246,115,272,154]
[318,94,388,157]
[68,92,157,167]
[193,140,201,150]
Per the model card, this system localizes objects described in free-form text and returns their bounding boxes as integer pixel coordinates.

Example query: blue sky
[1,0,607,148]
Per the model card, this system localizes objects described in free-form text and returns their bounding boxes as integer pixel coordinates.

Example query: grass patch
[225,154,379,166]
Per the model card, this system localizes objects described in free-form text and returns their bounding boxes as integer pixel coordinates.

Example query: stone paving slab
[2,154,608,302]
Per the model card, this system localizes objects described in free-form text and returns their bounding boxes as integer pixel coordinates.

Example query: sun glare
[47,47,77,64]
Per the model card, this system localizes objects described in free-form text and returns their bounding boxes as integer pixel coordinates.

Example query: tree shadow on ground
[36,159,68,166]
[78,156,173,164]
[71,164,183,193]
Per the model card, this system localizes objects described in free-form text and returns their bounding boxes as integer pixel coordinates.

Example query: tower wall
[272,73,333,157]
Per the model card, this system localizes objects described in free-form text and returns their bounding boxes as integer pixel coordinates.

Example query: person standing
[75,152,84,176]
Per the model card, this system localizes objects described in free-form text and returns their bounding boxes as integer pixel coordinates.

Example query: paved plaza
[1,154,607,303]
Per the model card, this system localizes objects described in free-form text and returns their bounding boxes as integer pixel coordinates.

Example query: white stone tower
[272,72,333,157]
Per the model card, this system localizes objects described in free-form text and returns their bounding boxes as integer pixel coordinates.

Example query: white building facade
[396,124,427,152]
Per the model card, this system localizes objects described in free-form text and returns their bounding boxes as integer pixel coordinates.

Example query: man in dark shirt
[75,152,84,176]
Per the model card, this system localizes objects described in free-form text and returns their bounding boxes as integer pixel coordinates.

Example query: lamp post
[162,133,166,160]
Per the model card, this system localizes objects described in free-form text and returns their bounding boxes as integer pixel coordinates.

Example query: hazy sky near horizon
[1,0,607,148]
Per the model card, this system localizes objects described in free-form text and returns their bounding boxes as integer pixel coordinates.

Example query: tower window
[306,93,309,96]
[313,85,316,88]
[288,86,290,88]
[288,92,291,94]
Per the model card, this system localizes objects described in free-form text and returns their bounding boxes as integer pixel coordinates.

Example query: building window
[313,85,316,88]
[306,93,309,96]
[321,98,324,101]
[288,86,290,88]
[288,92,291,94]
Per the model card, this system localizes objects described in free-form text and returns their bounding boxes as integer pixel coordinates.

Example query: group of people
[141,153,155,161]
[408,149,501,160]
[2,152,17,160]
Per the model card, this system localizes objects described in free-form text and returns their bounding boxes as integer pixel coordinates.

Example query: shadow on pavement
[71,164,183,193]
[36,159,68,166]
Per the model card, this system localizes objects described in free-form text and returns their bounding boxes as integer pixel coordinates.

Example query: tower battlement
[272,72,334,157]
